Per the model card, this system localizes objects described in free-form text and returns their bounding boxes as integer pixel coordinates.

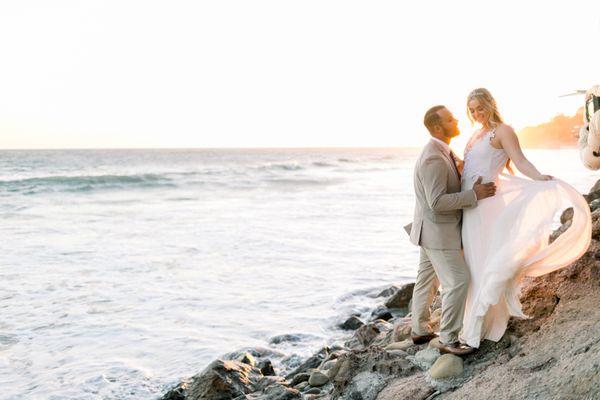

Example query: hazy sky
[0,1,598,149]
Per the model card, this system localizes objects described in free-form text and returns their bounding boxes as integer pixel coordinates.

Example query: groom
[406,105,496,355]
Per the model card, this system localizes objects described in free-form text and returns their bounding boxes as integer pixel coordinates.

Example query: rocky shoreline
[160,181,600,400]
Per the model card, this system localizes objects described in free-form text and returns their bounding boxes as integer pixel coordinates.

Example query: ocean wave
[312,161,335,167]
[0,173,175,194]
[257,162,303,171]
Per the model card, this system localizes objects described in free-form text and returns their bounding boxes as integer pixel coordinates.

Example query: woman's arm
[496,125,553,181]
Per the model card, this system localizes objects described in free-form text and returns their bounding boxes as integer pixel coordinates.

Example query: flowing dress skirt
[460,174,591,348]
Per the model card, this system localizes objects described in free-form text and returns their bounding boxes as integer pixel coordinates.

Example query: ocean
[0,148,597,399]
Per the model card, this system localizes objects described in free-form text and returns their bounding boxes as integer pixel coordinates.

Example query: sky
[0,1,598,149]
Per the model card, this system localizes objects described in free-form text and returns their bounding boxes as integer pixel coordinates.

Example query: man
[406,105,496,355]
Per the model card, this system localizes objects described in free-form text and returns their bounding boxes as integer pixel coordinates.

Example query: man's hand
[473,176,496,200]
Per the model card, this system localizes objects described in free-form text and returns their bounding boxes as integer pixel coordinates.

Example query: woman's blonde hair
[466,88,504,126]
[466,88,513,174]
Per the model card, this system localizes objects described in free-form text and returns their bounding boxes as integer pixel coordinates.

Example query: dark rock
[370,306,393,321]
[257,359,275,376]
[345,323,381,349]
[182,359,259,400]
[284,347,329,380]
[289,372,311,386]
[376,284,402,298]
[341,316,364,330]
[305,387,321,395]
[560,207,574,224]
[160,381,190,400]
[240,352,256,366]
[384,283,415,310]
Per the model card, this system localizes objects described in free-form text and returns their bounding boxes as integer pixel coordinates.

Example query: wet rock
[370,305,393,321]
[284,347,329,380]
[341,315,364,330]
[376,284,402,298]
[182,359,259,400]
[160,380,190,400]
[240,352,256,367]
[384,283,415,310]
[257,359,275,376]
[429,354,464,379]
[308,370,329,387]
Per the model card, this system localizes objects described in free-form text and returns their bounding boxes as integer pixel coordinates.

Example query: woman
[459,88,592,348]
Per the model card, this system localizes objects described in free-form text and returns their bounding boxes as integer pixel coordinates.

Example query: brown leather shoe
[411,332,438,345]
[433,340,475,356]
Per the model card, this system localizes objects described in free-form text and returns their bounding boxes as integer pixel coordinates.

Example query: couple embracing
[407,88,592,355]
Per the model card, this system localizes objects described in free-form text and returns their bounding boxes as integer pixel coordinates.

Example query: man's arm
[420,155,477,212]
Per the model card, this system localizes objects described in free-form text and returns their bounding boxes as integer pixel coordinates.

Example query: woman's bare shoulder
[494,123,516,137]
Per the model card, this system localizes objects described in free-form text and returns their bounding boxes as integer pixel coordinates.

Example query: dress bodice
[462,129,508,188]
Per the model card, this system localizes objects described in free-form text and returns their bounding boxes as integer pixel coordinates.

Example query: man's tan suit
[408,139,477,344]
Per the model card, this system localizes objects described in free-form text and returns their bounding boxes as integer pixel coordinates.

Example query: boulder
[429,354,464,379]
[308,370,329,387]
[340,315,364,330]
[384,339,414,351]
[384,283,415,310]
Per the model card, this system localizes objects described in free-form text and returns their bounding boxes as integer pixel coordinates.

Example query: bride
[459,88,592,348]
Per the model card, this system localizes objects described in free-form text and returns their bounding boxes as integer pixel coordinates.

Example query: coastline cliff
[160,181,600,400]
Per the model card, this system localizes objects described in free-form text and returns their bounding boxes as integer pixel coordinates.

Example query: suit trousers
[411,247,470,344]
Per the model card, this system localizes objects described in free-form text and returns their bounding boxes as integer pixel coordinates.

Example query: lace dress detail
[459,129,591,348]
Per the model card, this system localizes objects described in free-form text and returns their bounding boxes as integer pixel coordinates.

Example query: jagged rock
[240,352,256,366]
[392,319,413,342]
[370,305,393,321]
[284,347,329,380]
[257,359,275,376]
[345,323,381,349]
[376,374,435,400]
[429,354,464,379]
[340,371,387,400]
[182,359,259,400]
[330,347,417,397]
[376,284,402,298]
[308,370,329,387]
[340,316,364,330]
[384,283,415,310]
[160,380,190,400]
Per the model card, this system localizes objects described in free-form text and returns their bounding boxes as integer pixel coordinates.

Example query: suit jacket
[406,139,477,250]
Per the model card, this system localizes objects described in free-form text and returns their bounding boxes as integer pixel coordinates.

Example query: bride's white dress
[459,129,592,348]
